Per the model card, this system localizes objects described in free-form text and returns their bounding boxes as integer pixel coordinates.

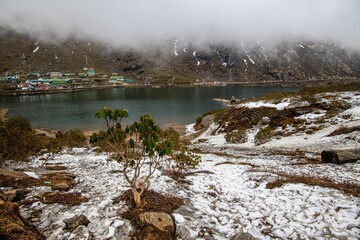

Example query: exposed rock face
[138,212,175,233]
[64,215,90,231]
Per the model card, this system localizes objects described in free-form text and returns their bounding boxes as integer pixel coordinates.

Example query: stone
[230,231,258,240]
[138,212,175,233]
[64,215,90,231]
[177,225,195,240]
[4,189,28,202]
[321,149,360,164]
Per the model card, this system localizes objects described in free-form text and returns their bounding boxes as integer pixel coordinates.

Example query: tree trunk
[132,188,142,208]
[321,149,360,164]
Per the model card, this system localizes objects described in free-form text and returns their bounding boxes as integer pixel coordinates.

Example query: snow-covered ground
[17,146,360,240]
[9,90,360,239]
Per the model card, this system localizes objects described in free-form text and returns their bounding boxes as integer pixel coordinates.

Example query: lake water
[0,86,300,130]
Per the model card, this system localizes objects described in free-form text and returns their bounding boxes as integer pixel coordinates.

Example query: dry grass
[215,161,259,168]
[39,192,87,206]
[251,170,360,197]
[0,201,45,240]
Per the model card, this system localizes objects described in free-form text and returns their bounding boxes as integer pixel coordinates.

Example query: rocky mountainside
[1,27,360,85]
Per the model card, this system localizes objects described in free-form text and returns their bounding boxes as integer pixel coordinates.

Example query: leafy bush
[0,117,41,161]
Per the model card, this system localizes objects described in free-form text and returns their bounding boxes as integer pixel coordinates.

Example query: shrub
[95,107,200,207]
[161,128,201,176]
[47,129,86,153]
[254,126,274,145]
[0,117,41,161]
[225,128,248,143]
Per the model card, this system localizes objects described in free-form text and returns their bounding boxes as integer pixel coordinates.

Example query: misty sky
[0,0,359,48]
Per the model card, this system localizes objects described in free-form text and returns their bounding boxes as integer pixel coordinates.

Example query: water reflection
[0,86,300,130]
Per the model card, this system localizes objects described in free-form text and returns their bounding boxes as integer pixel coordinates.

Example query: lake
[0,86,300,130]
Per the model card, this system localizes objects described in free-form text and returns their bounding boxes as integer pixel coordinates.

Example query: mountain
[1,27,360,85]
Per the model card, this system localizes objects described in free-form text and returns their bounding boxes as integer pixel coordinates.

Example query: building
[49,78,73,85]
[109,76,125,83]
[47,72,63,78]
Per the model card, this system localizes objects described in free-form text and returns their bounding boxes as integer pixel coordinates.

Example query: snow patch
[237,100,291,110]
[247,55,255,64]
[24,171,40,179]
[33,46,39,53]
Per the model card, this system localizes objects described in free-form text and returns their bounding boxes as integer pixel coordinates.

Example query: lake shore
[1,78,358,96]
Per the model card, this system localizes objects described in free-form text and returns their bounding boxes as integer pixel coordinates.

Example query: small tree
[95,107,173,207]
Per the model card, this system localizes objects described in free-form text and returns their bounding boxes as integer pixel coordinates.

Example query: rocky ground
[0,89,360,239]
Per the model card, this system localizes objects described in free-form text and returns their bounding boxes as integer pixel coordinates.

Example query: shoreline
[35,123,188,139]
[1,78,358,96]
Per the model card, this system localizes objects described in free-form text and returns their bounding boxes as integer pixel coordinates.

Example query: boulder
[138,212,175,233]
[321,149,360,164]
[64,215,90,231]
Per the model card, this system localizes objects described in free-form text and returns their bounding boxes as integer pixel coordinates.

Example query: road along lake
[0,86,300,130]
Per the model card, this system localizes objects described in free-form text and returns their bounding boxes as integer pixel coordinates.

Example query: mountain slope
[1,27,360,85]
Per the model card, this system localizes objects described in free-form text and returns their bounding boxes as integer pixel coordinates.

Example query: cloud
[0,0,359,48]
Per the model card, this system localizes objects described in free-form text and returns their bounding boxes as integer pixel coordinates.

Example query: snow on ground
[18,147,360,240]
[12,91,360,239]
[33,46,40,53]
[236,99,291,110]
[194,91,360,151]
[247,55,255,65]
[169,154,360,240]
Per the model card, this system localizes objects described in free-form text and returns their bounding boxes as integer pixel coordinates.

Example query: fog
[0,0,359,48]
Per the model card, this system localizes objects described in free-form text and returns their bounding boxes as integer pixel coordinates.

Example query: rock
[64,215,90,231]
[138,212,175,233]
[321,149,360,164]
[261,116,271,124]
[177,225,194,240]
[4,189,28,202]
[230,231,258,240]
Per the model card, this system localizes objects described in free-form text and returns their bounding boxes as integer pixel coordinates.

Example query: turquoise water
[0,86,300,130]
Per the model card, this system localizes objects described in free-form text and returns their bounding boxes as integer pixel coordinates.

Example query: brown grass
[0,201,45,240]
[215,161,259,168]
[254,170,360,197]
[39,192,87,205]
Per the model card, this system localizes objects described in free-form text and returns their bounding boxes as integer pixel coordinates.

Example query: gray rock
[176,225,194,240]
[230,231,258,240]
[64,215,90,231]
[139,212,175,233]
